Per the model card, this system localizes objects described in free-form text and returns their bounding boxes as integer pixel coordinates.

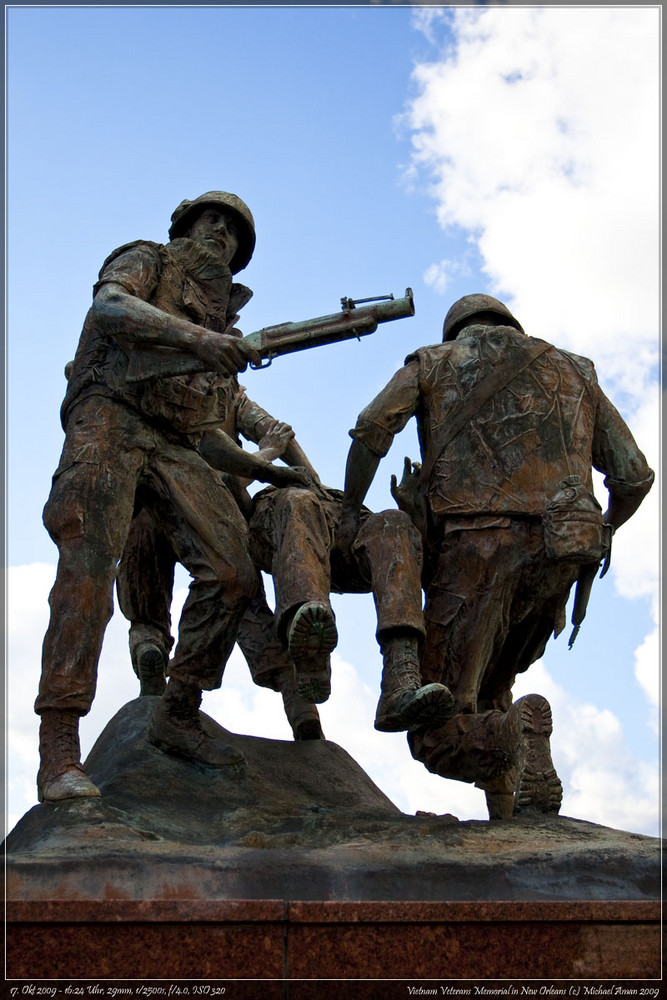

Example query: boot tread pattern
[514,695,562,815]
[289,602,337,704]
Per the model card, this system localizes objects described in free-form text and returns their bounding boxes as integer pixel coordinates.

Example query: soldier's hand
[390,456,427,535]
[390,457,421,512]
[257,421,295,461]
[195,331,262,376]
[263,464,314,490]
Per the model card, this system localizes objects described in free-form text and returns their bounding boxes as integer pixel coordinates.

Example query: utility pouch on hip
[543,475,605,562]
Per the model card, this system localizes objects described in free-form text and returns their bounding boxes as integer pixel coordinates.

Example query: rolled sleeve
[93,242,161,302]
[349,360,420,457]
[235,392,276,444]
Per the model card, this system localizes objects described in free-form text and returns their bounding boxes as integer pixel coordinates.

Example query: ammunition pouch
[543,475,605,563]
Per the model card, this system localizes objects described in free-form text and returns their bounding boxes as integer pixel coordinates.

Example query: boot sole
[289,603,337,704]
[514,695,562,815]
[137,644,167,697]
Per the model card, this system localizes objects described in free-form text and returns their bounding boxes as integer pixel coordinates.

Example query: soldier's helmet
[442,293,524,342]
[168,191,256,274]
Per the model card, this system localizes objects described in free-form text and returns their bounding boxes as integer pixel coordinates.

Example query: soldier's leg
[36,397,145,800]
[145,446,258,768]
[409,695,562,820]
[116,507,175,696]
[414,522,566,818]
[237,579,324,740]
[420,527,518,714]
[351,509,453,733]
[250,487,337,704]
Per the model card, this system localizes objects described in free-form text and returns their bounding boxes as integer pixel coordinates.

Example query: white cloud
[403,7,659,380]
[633,625,660,720]
[423,251,476,296]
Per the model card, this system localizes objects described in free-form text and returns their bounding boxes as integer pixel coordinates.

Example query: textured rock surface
[6,698,660,902]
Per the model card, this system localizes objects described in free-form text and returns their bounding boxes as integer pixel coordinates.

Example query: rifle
[126,288,415,382]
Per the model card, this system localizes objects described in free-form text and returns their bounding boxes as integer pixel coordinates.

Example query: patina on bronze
[36,190,420,804]
[117,400,326,741]
[337,293,654,820]
[249,484,454,732]
[125,288,415,381]
[36,191,329,802]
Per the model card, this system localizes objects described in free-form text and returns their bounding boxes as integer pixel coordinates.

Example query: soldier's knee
[201,548,257,601]
[50,533,119,586]
[43,486,85,545]
[276,487,325,519]
[362,508,420,541]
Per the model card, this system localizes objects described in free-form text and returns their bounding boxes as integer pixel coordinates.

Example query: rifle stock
[125,289,414,382]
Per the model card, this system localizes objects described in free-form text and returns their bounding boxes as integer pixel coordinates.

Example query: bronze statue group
[35,192,654,820]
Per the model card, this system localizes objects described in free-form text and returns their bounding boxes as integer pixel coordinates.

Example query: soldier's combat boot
[147,679,246,768]
[483,694,563,820]
[279,671,325,741]
[288,601,337,704]
[132,639,168,697]
[374,635,454,733]
[37,709,101,802]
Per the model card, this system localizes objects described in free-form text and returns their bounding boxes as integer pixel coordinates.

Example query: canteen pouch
[543,475,605,562]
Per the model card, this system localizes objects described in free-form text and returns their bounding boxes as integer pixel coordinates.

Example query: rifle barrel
[125,289,415,382]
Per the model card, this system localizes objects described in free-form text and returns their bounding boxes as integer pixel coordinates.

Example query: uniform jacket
[351,323,654,518]
[61,238,253,440]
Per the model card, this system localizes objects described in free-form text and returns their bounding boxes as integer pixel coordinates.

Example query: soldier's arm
[236,394,321,483]
[592,387,655,530]
[336,360,420,550]
[92,280,260,377]
[198,428,312,490]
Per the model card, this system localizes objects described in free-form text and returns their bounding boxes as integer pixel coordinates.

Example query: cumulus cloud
[423,248,477,295]
[402,7,659,385]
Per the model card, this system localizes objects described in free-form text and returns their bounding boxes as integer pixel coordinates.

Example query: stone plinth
[6,700,661,984]
[7,899,660,982]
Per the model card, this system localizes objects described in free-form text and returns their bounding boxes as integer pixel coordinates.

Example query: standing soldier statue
[36,192,308,801]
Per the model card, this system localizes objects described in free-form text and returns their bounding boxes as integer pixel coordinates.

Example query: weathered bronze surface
[35,195,653,836]
[117,411,326,740]
[35,192,324,802]
[35,190,429,805]
[338,293,654,820]
[126,288,415,381]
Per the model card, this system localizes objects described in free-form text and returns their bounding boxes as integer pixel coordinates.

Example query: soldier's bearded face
[186,207,240,267]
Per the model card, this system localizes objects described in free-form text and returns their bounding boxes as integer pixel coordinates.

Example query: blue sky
[6,6,661,837]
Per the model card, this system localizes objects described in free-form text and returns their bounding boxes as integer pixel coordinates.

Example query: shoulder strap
[419,338,552,489]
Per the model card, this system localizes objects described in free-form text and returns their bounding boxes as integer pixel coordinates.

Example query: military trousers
[36,395,257,715]
[249,487,426,644]
[410,515,579,787]
[116,505,293,692]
